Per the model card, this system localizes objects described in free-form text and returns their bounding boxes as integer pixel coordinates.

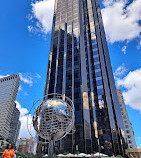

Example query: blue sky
[0,0,141,148]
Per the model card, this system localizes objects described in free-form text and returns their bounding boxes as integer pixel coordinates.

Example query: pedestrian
[2,144,15,158]
[91,153,94,158]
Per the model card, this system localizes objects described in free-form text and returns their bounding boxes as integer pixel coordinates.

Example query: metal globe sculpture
[32,95,74,142]
[27,93,75,156]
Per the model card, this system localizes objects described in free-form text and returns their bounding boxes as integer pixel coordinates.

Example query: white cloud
[18,85,23,91]
[117,68,141,111]
[27,25,34,33]
[121,45,127,54]
[24,92,29,96]
[0,74,9,78]
[31,0,55,34]
[16,101,29,117]
[19,73,33,87]
[19,114,35,138]
[15,101,35,138]
[35,73,41,79]
[101,0,141,43]
[0,75,5,78]
[114,64,127,77]
[1,72,41,89]
[0,73,33,87]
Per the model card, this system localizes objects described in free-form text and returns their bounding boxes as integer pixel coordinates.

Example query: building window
[94,61,100,65]
[94,64,100,69]
[97,88,104,95]
[97,85,103,89]
[94,57,99,62]
[95,71,101,78]
[125,125,129,128]
[96,79,103,86]
[128,140,132,144]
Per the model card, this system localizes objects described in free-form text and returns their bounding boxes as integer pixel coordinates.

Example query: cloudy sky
[0,0,141,147]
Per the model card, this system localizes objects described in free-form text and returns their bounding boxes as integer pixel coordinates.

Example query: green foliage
[63,152,69,155]
[17,152,40,158]
[48,156,57,158]
[75,151,80,154]
[33,153,44,158]
[116,155,122,157]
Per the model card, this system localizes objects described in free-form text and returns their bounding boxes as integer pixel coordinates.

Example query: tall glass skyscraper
[0,74,20,140]
[42,0,126,155]
[117,89,137,149]
[8,103,21,146]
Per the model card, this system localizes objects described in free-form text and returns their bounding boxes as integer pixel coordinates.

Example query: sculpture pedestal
[48,140,55,156]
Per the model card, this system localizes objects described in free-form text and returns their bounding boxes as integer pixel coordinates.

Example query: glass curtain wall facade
[42,0,126,156]
[0,74,20,140]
